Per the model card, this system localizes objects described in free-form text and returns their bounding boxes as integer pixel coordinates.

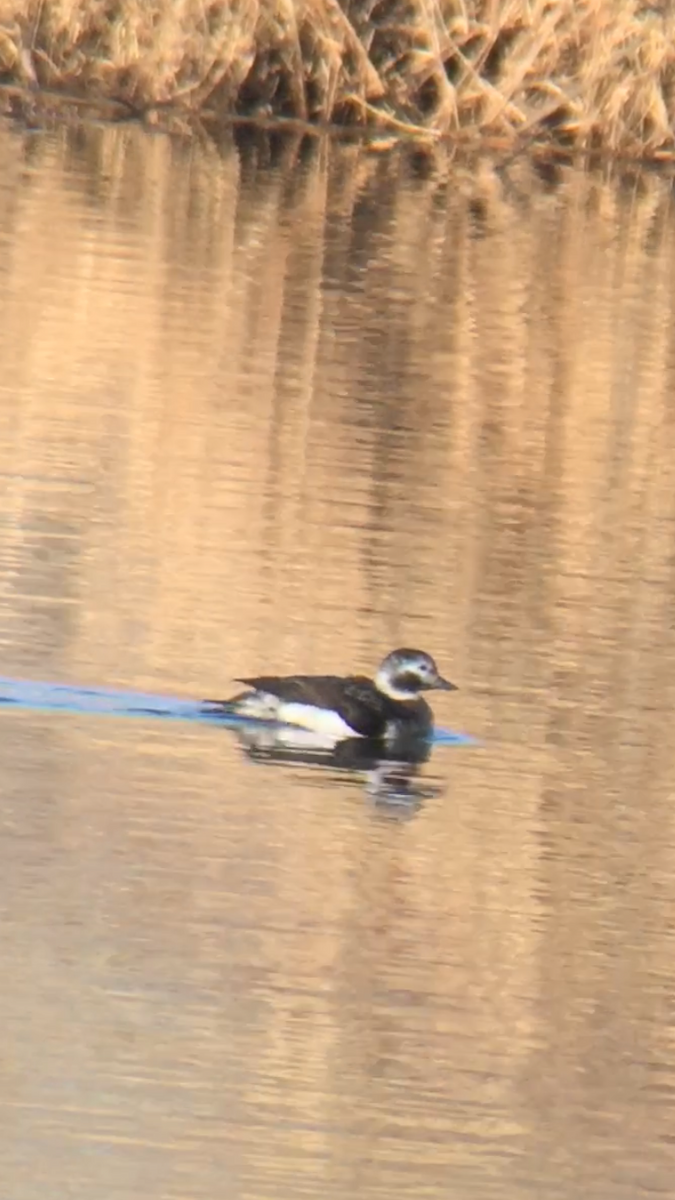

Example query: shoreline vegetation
[1,1,675,160]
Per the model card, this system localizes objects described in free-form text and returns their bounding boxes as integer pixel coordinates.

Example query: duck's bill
[435,676,458,691]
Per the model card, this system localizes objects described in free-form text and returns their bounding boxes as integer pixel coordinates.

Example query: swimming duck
[205,648,456,740]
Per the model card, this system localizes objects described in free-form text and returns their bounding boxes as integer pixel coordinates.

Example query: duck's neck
[375,669,417,702]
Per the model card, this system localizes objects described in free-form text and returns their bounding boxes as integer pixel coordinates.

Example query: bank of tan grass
[0,0,674,158]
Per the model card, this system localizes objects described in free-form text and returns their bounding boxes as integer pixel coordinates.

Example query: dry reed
[0,0,674,158]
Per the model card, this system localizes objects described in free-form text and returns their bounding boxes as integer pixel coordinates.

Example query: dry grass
[0,0,674,157]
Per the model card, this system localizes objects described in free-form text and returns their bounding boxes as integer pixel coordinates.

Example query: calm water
[1,120,675,1198]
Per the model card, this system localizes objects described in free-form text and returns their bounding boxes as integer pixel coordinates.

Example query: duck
[204,648,456,741]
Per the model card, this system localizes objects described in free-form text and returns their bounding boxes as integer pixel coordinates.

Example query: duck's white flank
[275,702,356,738]
[240,725,352,753]
[237,692,357,738]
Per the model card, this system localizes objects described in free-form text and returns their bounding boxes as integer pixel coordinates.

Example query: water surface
[1,122,675,1198]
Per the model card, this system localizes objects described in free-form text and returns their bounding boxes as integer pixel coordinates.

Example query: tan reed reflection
[1,123,675,1197]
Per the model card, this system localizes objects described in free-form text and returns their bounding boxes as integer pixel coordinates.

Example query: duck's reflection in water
[226,721,441,811]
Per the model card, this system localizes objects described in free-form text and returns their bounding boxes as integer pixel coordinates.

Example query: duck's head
[374,648,457,701]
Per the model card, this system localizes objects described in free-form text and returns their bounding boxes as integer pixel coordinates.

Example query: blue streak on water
[433,728,476,747]
[0,676,475,745]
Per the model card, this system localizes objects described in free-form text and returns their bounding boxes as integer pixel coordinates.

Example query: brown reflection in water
[1,124,675,1196]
